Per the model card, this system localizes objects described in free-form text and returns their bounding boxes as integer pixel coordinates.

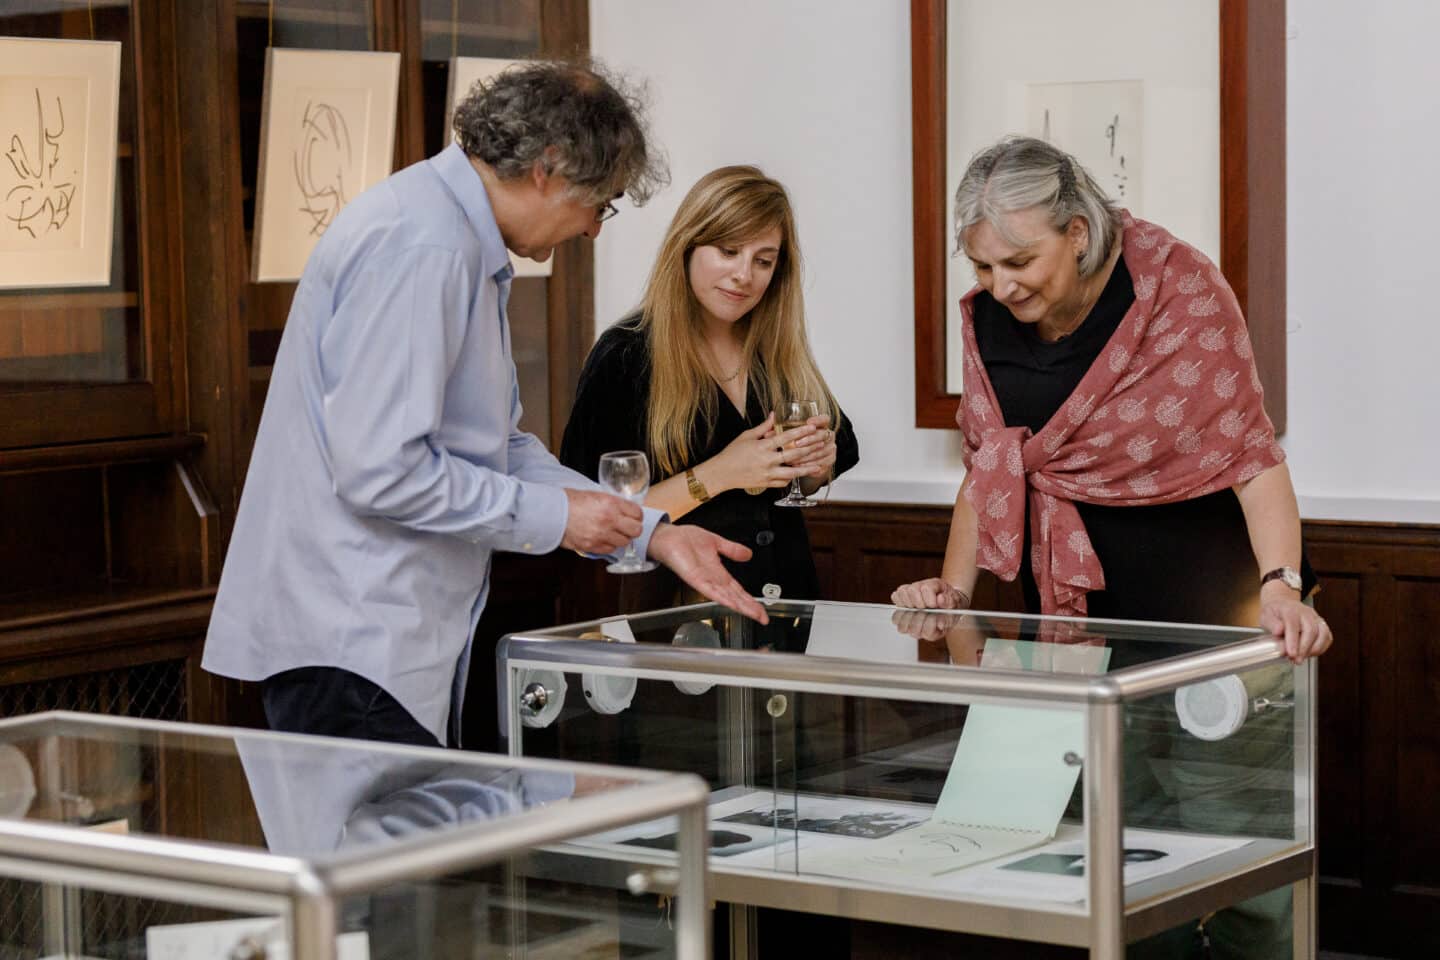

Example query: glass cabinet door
[0,0,182,448]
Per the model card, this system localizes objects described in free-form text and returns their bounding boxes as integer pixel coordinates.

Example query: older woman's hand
[1258,594,1332,664]
[891,578,970,610]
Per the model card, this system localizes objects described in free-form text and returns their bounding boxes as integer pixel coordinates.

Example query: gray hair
[452,59,669,206]
[953,136,1121,278]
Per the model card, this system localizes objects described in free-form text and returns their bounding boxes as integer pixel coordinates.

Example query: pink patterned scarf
[958,213,1283,617]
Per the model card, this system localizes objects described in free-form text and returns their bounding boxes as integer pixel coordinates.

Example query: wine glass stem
[789,479,802,500]
[624,539,638,562]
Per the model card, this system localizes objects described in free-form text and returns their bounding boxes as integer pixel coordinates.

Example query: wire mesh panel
[0,660,187,725]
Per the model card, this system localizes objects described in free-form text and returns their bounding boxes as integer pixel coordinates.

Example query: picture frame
[445,56,552,278]
[251,48,401,283]
[0,37,122,290]
[909,0,1286,432]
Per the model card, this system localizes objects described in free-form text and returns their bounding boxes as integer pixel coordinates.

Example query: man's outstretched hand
[647,523,768,624]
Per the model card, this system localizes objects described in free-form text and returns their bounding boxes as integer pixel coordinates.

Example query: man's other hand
[560,489,643,556]
[647,524,768,624]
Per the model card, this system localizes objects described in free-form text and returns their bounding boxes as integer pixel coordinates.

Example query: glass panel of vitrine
[0,714,688,959]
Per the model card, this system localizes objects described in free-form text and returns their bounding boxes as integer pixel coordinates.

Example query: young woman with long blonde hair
[561,165,859,603]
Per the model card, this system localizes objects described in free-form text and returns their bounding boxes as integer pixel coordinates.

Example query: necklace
[706,343,746,382]
[715,361,745,383]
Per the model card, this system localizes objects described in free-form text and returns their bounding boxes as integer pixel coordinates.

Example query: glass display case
[498,600,1316,959]
[0,711,708,959]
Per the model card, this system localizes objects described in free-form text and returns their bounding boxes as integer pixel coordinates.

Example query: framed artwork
[445,56,551,278]
[910,0,1286,431]
[251,48,401,283]
[0,37,122,290]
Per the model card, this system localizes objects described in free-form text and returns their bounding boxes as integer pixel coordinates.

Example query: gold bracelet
[685,468,710,503]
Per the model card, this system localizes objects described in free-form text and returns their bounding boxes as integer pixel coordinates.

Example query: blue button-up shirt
[204,144,661,744]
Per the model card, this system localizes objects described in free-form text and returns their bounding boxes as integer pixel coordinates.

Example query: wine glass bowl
[598,450,658,573]
[774,399,820,508]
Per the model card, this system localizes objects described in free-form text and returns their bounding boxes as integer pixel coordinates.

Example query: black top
[973,257,1311,628]
[560,318,860,603]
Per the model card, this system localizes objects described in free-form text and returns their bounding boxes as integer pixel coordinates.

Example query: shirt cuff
[633,507,669,560]
[505,480,569,555]
[579,505,668,562]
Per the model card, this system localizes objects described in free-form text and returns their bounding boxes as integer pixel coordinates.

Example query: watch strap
[685,468,710,503]
[1260,566,1302,592]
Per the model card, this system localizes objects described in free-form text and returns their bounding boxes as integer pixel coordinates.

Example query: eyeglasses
[595,200,620,223]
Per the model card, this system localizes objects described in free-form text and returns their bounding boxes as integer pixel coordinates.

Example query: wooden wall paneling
[374,0,426,171]
[539,0,594,445]
[1261,520,1440,957]
[393,0,427,170]
[131,0,187,434]
[169,0,251,564]
[0,470,105,597]
[807,502,1027,610]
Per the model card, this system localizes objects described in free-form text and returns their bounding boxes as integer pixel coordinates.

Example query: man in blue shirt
[204,61,766,748]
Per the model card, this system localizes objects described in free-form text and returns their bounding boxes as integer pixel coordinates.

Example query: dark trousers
[261,665,442,748]
[261,667,443,959]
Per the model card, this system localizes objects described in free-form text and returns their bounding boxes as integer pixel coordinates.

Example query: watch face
[1266,567,1302,590]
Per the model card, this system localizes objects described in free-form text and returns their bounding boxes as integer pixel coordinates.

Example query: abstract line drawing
[1027,80,1144,211]
[0,39,118,287]
[292,100,352,236]
[3,88,77,239]
[251,49,398,283]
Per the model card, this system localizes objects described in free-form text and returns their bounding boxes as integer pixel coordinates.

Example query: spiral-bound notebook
[805,640,1110,882]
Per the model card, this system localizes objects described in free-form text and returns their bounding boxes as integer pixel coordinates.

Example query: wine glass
[774,399,820,508]
[598,450,658,573]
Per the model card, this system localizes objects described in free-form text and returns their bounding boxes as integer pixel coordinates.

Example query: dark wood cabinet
[0,0,592,732]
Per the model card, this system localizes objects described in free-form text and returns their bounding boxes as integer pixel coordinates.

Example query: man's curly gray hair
[452,59,669,207]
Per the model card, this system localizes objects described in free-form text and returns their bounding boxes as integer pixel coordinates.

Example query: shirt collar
[430,142,513,281]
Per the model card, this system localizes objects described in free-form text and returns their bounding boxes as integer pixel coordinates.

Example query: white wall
[1284,0,1440,522]
[591,0,1440,523]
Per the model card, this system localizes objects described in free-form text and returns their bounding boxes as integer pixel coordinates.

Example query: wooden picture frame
[910,0,1286,432]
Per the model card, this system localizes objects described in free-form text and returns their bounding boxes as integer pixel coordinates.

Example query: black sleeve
[830,401,860,481]
[559,322,650,481]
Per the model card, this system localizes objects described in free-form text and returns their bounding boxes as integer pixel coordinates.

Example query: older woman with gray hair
[893,137,1330,957]
[206,60,770,754]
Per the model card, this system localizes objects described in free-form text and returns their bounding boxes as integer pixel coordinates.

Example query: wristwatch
[685,468,710,503]
[1260,566,1303,593]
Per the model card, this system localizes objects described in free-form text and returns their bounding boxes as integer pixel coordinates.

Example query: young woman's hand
[703,412,818,493]
[780,414,838,479]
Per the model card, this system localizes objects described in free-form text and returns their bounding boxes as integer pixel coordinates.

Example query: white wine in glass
[774,399,820,507]
[598,450,658,573]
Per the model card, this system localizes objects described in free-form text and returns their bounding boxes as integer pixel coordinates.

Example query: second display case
[498,599,1315,959]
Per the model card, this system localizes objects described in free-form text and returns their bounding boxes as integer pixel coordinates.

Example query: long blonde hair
[638,165,840,477]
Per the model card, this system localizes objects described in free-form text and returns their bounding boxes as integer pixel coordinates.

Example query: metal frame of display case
[0,711,711,960]
[500,600,1317,960]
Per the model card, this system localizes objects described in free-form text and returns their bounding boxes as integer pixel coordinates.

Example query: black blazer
[560,318,860,602]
